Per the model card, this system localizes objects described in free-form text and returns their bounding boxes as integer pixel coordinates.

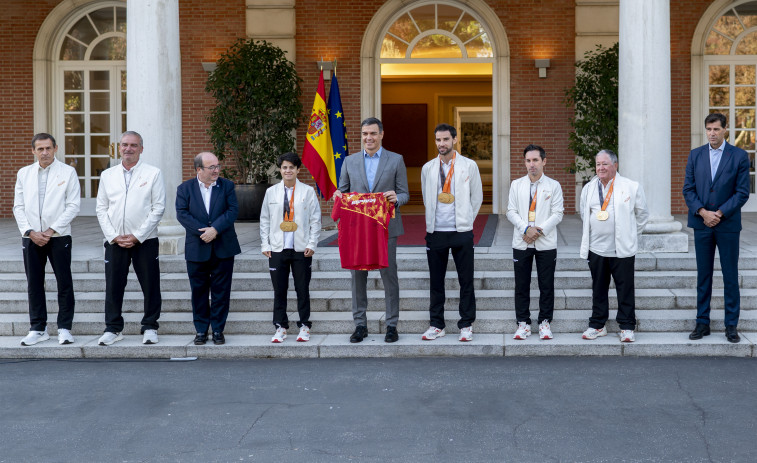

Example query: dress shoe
[212,332,225,345]
[725,325,740,343]
[350,325,368,343]
[688,323,710,340]
[384,326,399,343]
[193,333,208,345]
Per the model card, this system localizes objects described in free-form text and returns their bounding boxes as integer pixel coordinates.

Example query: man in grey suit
[332,117,409,343]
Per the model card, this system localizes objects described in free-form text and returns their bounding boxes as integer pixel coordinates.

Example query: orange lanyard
[284,184,295,222]
[600,178,614,211]
[441,152,456,193]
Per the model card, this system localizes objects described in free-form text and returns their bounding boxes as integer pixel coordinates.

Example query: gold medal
[280,221,298,232]
[596,210,609,221]
[438,192,455,204]
[528,211,536,222]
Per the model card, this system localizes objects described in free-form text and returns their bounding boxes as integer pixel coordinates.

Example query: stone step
[0,288,757,313]
[1,288,756,313]
[1,270,753,292]
[0,332,754,359]
[2,309,754,336]
[1,251,755,274]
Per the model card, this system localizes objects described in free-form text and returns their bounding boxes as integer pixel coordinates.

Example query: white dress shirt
[197,177,216,214]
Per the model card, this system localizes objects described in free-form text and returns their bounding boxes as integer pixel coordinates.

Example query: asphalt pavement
[1,357,756,462]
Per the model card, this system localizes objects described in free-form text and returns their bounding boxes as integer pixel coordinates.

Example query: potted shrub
[206,38,303,220]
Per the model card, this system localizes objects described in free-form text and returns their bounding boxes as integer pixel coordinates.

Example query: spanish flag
[302,70,337,198]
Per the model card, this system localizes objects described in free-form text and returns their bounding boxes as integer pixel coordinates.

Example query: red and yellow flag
[302,70,337,198]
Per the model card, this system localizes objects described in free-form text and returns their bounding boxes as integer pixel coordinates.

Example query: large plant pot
[236,182,271,221]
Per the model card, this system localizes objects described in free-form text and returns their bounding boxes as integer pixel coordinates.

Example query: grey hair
[120,131,143,147]
[596,149,618,164]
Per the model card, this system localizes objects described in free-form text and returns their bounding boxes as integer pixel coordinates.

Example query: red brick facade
[0,0,734,217]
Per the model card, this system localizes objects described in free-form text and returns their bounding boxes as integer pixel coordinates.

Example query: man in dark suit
[683,112,750,343]
[332,117,409,343]
[176,152,241,345]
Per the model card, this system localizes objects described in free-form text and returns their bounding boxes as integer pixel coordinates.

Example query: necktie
[711,150,721,181]
[598,182,604,204]
[283,188,290,219]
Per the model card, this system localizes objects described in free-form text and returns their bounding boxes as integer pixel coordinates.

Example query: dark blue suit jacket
[682,142,750,232]
[176,177,241,262]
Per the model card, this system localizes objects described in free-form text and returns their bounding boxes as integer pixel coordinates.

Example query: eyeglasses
[201,165,221,171]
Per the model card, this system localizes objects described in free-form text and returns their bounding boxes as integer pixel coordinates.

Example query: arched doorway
[693,0,757,210]
[34,1,127,215]
[361,0,510,213]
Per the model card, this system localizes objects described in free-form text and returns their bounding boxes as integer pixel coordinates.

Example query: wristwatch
[23,229,32,237]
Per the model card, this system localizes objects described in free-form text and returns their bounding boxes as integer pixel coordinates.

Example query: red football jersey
[331,193,395,270]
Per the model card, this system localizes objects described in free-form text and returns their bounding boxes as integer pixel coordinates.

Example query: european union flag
[327,74,347,185]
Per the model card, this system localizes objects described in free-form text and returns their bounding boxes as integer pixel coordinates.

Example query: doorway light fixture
[317,59,335,80]
[535,59,550,78]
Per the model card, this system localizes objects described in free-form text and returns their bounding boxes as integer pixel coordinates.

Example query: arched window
[705,1,757,196]
[380,3,493,59]
[56,4,126,210]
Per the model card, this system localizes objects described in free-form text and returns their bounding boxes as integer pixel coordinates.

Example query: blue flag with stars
[327,74,347,185]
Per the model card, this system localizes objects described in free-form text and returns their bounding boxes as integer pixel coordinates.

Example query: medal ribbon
[600,177,614,212]
[440,152,456,194]
[283,183,295,222]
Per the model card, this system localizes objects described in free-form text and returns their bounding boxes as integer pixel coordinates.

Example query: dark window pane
[91,37,126,60]
[69,16,98,45]
[89,7,115,34]
[60,37,86,60]
[64,71,84,90]
[64,114,84,133]
[64,92,83,112]
[90,92,110,111]
[90,70,110,90]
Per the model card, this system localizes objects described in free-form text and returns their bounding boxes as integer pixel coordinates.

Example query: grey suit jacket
[337,148,409,238]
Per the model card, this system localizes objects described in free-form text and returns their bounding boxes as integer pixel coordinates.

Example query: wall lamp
[535,59,550,78]
[317,59,334,80]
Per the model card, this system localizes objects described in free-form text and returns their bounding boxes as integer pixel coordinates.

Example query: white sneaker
[538,320,553,340]
[58,328,75,345]
[459,326,473,342]
[582,327,607,340]
[619,330,635,342]
[21,329,50,346]
[513,321,531,340]
[422,326,445,340]
[98,332,123,346]
[142,329,159,344]
[296,326,310,342]
[271,326,287,343]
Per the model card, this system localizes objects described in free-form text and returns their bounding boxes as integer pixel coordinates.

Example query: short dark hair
[277,152,301,168]
[31,133,56,149]
[705,112,727,128]
[361,117,383,132]
[434,123,457,139]
[523,144,545,160]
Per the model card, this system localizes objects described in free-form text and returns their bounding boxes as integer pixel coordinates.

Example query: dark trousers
[513,247,557,325]
[694,228,740,326]
[426,231,476,330]
[104,238,161,333]
[22,236,75,332]
[187,253,234,334]
[269,249,312,330]
[587,251,636,330]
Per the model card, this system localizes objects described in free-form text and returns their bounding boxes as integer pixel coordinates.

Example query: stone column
[126,0,184,254]
[618,0,687,252]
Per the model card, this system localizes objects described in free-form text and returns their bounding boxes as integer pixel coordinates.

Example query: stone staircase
[2,249,756,358]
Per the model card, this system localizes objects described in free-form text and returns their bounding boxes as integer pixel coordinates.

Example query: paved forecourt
[2,214,757,358]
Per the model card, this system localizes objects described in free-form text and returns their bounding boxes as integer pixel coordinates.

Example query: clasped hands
[28,228,56,247]
[523,226,543,245]
[698,208,723,228]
